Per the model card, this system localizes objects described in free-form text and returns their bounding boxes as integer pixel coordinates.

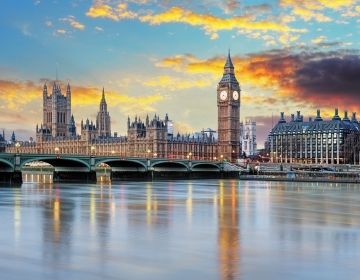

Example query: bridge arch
[191,163,220,171]
[0,158,14,170]
[21,156,90,170]
[151,161,189,171]
[96,159,147,171]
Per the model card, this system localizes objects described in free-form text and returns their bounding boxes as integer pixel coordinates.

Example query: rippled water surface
[1,180,360,280]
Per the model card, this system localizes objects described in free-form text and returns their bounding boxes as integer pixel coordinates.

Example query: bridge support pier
[11,171,23,185]
[0,171,22,185]
[53,171,97,183]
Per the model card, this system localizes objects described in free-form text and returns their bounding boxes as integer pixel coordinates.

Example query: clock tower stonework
[217,51,241,163]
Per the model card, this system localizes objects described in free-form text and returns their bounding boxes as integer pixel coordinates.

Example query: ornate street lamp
[55,147,60,158]
[15,142,21,154]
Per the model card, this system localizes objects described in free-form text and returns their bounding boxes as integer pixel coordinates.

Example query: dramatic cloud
[294,55,360,107]
[139,6,305,40]
[0,80,39,110]
[86,2,137,20]
[86,2,306,40]
[155,49,360,112]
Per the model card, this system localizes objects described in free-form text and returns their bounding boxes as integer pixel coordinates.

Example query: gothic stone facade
[7,53,241,162]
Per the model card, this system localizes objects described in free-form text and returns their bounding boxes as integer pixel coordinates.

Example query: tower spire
[55,62,59,82]
[224,49,234,69]
[102,87,105,101]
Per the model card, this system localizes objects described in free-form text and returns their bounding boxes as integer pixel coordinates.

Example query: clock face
[233,91,239,100]
[220,90,228,101]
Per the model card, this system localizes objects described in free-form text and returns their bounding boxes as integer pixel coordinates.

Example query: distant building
[268,109,360,164]
[0,130,5,152]
[11,131,16,142]
[240,119,257,156]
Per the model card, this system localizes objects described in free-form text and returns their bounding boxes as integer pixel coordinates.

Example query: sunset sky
[0,0,359,147]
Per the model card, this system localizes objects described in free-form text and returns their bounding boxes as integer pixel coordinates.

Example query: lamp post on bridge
[187,152,192,171]
[147,149,151,169]
[90,146,96,168]
[15,142,21,154]
[12,142,22,184]
[14,142,21,170]
[55,147,60,159]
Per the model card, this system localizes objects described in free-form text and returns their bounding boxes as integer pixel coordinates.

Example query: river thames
[1,180,360,280]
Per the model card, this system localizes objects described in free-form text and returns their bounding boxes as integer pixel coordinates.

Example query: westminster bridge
[0,153,243,184]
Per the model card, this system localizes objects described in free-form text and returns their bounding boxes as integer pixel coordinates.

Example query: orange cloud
[86,2,306,40]
[86,2,137,21]
[0,80,39,110]
[0,79,164,116]
[139,6,306,40]
[155,53,296,92]
[154,50,360,113]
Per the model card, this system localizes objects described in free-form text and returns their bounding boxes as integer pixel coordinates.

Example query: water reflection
[1,180,360,279]
[42,185,74,265]
[23,172,53,184]
[218,181,240,280]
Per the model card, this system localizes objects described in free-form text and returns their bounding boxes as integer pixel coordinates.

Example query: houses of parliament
[6,52,241,162]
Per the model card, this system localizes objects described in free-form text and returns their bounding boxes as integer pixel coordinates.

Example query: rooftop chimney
[352,112,358,123]
[332,108,341,121]
[279,112,286,123]
[315,109,323,121]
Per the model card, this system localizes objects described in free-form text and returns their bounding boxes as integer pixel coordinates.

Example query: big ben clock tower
[217,51,240,163]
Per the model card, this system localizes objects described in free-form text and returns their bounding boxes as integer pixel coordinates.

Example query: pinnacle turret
[66,82,71,96]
